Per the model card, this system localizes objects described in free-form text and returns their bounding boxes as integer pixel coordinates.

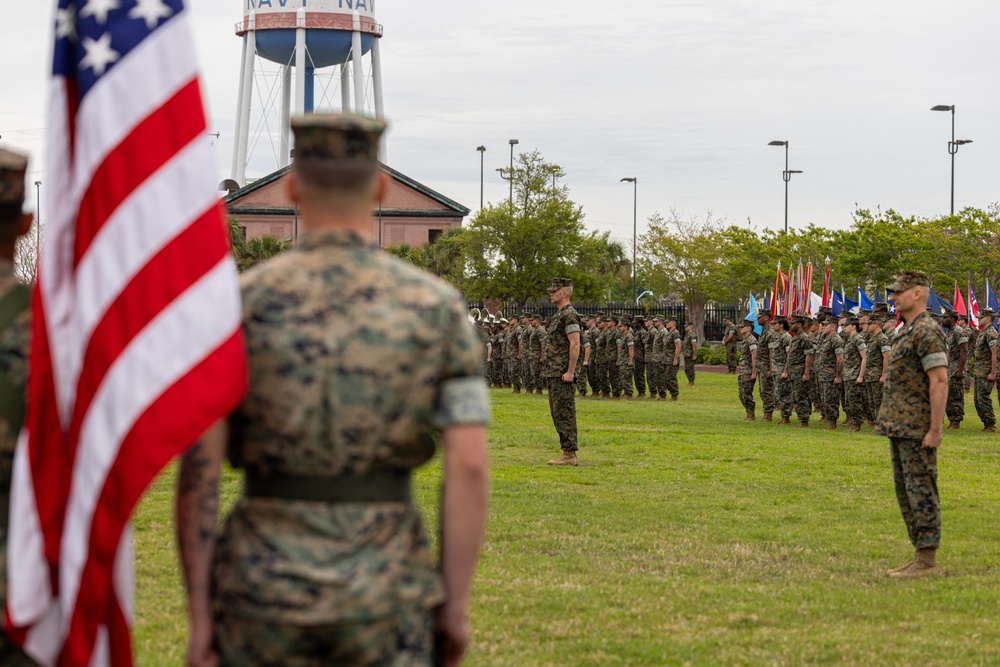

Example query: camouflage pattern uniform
[724,323,738,372]
[650,324,666,398]
[945,323,969,425]
[643,323,656,393]
[865,329,891,423]
[681,328,698,384]
[632,321,647,396]
[607,324,624,398]
[616,328,635,397]
[877,309,947,552]
[543,301,583,452]
[529,321,546,394]
[737,331,758,413]
[519,320,533,392]
[595,324,612,398]
[585,322,600,396]
[578,324,591,397]
[973,322,998,429]
[212,229,491,663]
[816,331,845,424]
[809,324,823,413]
[787,323,815,425]
[505,323,521,391]
[756,324,775,415]
[662,326,682,399]
[843,330,868,427]
[964,321,976,392]
[771,328,793,420]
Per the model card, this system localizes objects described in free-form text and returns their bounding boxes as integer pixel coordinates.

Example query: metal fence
[468,302,743,342]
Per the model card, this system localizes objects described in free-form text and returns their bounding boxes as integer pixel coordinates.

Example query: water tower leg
[340,64,351,113]
[231,34,249,180]
[351,20,364,114]
[295,9,306,116]
[371,38,386,162]
[235,30,256,186]
[279,65,291,168]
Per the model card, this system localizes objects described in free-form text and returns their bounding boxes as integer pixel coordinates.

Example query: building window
[428,229,444,244]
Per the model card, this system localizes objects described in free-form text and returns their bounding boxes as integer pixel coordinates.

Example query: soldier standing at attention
[177,115,490,666]
[723,317,738,373]
[942,310,968,430]
[842,317,868,432]
[529,314,546,395]
[519,314,533,394]
[662,318,682,401]
[755,312,776,421]
[682,322,698,386]
[648,317,665,399]
[543,278,582,466]
[960,314,975,393]
[594,317,610,399]
[632,317,648,398]
[0,148,41,667]
[606,316,623,399]
[495,321,509,387]
[644,318,656,395]
[878,271,947,578]
[973,307,998,433]
[784,316,815,428]
[816,320,845,430]
[770,317,792,424]
[505,317,521,393]
[737,322,758,420]
[616,320,635,399]
[579,315,594,398]
[864,316,892,428]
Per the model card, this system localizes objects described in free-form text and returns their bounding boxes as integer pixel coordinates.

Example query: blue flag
[987,282,999,313]
[843,293,859,314]
[832,290,844,317]
[745,294,763,335]
[858,287,874,312]
[874,287,885,304]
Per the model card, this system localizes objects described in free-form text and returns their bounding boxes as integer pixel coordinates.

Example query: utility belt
[244,469,412,504]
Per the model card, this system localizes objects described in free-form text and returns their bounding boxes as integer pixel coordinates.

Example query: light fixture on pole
[508,139,519,206]
[548,165,559,190]
[768,140,803,234]
[931,104,973,217]
[476,145,486,210]
[620,177,637,303]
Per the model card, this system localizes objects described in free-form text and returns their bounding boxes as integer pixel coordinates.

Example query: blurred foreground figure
[177,114,490,667]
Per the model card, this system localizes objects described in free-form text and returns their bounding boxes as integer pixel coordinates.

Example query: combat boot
[687,382,695,387]
[512,388,521,394]
[779,417,791,425]
[948,421,960,430]
[536,388,544,395]
[657,396,667,402]
[762,412,773,422]
[670,395,678,402]
[982,425,997,433]
[849,424,861,433]
[745,411,755,421]
[636,392,646,398]
[891,548,938,578]
[796,421,809,428]
[547,451,579,466]
[886,553,916,576]
[825,422,837,431]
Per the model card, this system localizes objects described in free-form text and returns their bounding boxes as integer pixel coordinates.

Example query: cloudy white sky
[3,1,998,248]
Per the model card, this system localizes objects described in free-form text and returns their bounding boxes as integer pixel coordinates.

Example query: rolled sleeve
[434,376,491,428]
[921,352,948,372]
[565,324,581,335]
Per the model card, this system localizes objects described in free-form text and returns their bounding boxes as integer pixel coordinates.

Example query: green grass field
[132,372,1000,666]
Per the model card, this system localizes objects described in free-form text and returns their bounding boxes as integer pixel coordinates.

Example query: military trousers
[974,377,995,427]
[790,376,811,424]
[889,437,940,551]
[608,359,623,397]
[819,380,841,423]
[648,361,664,397]
[576,363,588,396]
[494,357,507,386]
[633,359,646,395]
[683,356,696,384]
[946,375,965,424]
[758,372,775,413]
[725,343,738,372]
[844,378,865,426]
[864,381,884,423]
[738,376,756,412]
[774,375,792,419]
[586,361,599,396]
[521,358,532,391]
[663,362,680,398]
[506,358,521,390]
[618,364,634,396]
[811,376,822,413]
[596,360,611,396]
[547,377,578,451]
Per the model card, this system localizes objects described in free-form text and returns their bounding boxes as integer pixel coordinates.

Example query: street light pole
[931,104,973,217]
[476,145,485,210]
[768,140,803,234]
[621,177,637,303]
[34,180,41,267]
[508,139,519,207]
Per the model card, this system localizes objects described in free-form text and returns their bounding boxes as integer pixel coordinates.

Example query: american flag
[968,286,981,330]
[6,1,246,665]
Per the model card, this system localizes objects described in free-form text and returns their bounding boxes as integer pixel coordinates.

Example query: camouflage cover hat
[979,308,996,317]
[886,270,930,292]
[291,113,385,162]
[818,306,833,315]
[872,303,889,313]
[0,148,28,206]
[845,317,860,326]
[857,308,871,316]
[548,277,572,291]
[652,315,664,322]
[738,321,753,329]
[942,309,959,318]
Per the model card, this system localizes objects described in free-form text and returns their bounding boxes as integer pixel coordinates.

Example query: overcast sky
[3,1,998,249]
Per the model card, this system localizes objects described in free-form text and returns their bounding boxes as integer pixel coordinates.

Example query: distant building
[225,164,470,247]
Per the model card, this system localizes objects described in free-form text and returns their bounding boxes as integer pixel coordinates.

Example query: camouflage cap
[979,308,996,317]
[532,313,542,321]
[818,306,833,315]
[756,311,772,321]
[886,270,930,293]
[548,277,572,291]
[872,303,889,313]
[0,148,29,206]
[942,309,959,318]
[652,315,664,322]
[738,321,753,329]
[291,113,385,162]
[857,308,871,316]
[845,317,860,326]
[773,316,788,324]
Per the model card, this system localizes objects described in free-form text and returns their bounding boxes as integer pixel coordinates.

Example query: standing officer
[864,315,891,427]
[616,319,635,399]
[755,312,776,421]
[816,319,845,430]
[529,314,546,395]
[0,148,40,667]
[519,314,533,393]
[681,322,698,386]
[579,315,594,398]
[632,317,648,398]
[646,317,661,398]
[960,314,975,393]
[543,278,582,466]
[736,322,758,420]
[662,317,682,401]
[722,317,738,373]
[942,310,968,429]
[973,307,998,433]
[505,316,522,393]
[878,271,947,578]
[177,115,490,666]
[594,317,611,399]
[842,317,868,432]
[784,316,815,428]
[770,317,792,424]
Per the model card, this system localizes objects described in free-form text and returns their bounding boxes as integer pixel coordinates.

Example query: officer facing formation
[176,115,490,667]
[681,322,698,387]
[0,147,40,667]
[736,321,758,420]
[543,278,582,466]
[722,317,738,373]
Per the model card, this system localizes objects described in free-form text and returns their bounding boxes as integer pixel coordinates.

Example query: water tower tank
[231,0,385,185]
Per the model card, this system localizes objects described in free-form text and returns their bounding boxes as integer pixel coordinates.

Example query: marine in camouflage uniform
[606,316,624,398]
[662,318,682,400]
[809,318,824,413]
[579,316,593,397]
[770,317,793,423]
[973,308,998,432]
[864,318,892,426]
[736,323,758,418]
[632,317,647,397]
[942,310,968,429]
[529,314,547,395]
[723,318,738,373]
[493,323,508,386]
[649,317,666,399]
[519,315,533,392]
[505,319,522,392]
[961,315,975,392]
[643,319,656,394]
[841,318,868,430]
[878,271,947,578]
[178,116,491,666]
[595,319,612,398]
[543,278,583,465]
[787,317,816,427]
[681,323,698,386]
[616,321,635,398]
[815,321,845,428]
[0,148,40,667]
[755,313,775,420]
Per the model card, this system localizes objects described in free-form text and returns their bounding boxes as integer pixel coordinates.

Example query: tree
[14,220,41,285]
[228,218,290,272]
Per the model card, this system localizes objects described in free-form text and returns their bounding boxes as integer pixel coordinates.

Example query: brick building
[225,164,470,246]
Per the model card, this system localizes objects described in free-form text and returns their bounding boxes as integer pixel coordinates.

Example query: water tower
[231,0,385,185]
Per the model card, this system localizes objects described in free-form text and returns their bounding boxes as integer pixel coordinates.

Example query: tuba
[468,308,481,324]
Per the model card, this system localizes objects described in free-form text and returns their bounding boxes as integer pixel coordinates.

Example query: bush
[696,347,711,364]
